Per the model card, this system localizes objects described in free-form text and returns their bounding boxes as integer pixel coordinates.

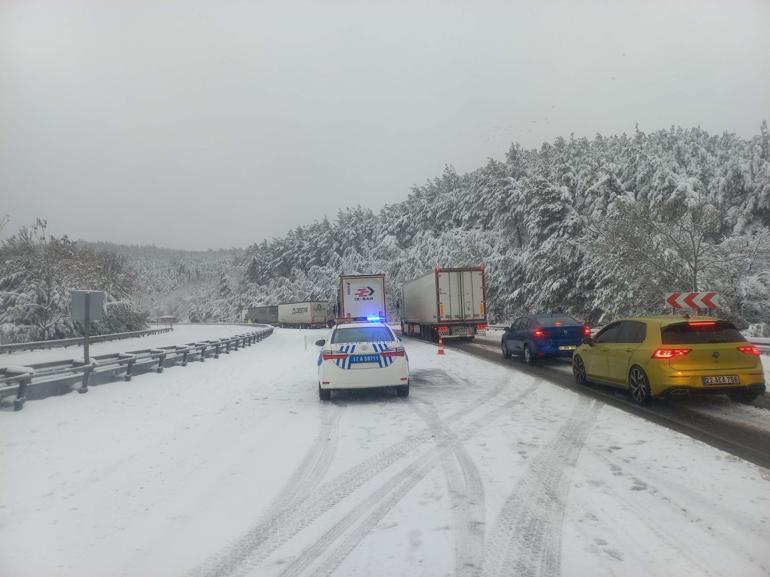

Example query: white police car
[315,322,409,400]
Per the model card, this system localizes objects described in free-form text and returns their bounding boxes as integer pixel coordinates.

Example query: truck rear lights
[322,352,348,361]
[738,345,761,356]
[652,348,692,359]
[437,326,449,334]
[476,323,487,331]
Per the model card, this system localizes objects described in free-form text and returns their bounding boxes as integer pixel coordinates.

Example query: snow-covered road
[1,328,768,577]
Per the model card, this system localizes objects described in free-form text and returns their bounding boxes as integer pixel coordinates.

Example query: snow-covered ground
[0,324,256,368]
[1,328,769,577]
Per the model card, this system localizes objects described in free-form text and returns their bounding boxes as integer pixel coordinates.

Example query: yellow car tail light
[652,348,692,359]
[737,345,761,357]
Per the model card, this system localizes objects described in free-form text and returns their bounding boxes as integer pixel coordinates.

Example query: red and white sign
[666,291,719,310]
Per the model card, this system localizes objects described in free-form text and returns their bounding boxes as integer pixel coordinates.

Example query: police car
[315,321,409,400]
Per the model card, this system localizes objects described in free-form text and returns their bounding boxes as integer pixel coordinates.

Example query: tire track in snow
[408,398,486,577]
[275,381,540,577]
[189,372,516,577]
[482,396,600,577]
[264,404,342,519]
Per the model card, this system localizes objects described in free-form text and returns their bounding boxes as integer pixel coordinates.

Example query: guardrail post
[225,341,230,354]
[182,350,188,366]
[200,345,206,362]
[214,343,220,358]
[14,376,31,411]
[124,359,134,382]
[234,338,239,351]
[156,353,165,373]
[78,365,93,394]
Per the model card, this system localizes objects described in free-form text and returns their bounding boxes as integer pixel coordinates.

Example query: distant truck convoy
[278,301,334,328]
[246,305,279,325]
[338,274,387,321]
[401,266,487,340]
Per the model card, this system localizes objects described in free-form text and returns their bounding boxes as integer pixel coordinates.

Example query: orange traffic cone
[437,335,445,355]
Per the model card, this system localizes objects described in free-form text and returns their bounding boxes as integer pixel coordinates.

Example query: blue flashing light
[366,315,382,322]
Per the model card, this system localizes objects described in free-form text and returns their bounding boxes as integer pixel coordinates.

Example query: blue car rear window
[331,327,394,343]
[535,316,580,326]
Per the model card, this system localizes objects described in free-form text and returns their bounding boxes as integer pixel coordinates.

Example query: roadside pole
[84,292,91,365]
[71,290,105,394]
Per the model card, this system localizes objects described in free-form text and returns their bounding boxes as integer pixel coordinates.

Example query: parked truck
[337,274,387,322]
[246,305,279,325]
[401,266,487,340]
[278,301,334,328]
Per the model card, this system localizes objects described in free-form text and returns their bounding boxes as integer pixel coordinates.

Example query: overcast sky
[1,0,769,250]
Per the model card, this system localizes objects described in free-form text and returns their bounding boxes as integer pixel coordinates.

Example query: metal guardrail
[0,327,174,354]
[0,326,273,411]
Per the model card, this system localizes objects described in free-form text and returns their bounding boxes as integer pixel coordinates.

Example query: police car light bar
[366,315,382,322]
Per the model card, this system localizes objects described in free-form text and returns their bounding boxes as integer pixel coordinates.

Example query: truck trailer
[246,305,279,325]
[278,301,333,328]
[401,266,487,340]
[337,274,387,322]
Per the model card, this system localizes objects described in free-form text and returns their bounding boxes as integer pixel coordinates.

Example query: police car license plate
[559,345,577,351]
[349,354,380,364]
[702,375,739,385]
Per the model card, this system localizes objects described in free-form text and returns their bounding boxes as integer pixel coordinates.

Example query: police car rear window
[661,322,746,344]
[331,327,394,343]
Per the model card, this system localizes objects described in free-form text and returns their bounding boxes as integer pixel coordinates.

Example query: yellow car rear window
[661,321,745,345]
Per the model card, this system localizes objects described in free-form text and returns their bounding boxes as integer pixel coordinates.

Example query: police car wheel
[319,383,331,401]
[396,384,410,397]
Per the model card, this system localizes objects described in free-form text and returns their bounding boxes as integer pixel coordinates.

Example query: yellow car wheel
[573,355,588,385]
[629,366,651,405]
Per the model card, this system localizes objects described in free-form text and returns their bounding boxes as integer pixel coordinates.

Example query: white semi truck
[337,274,387,322]
[400,266,487,340]
[278,301,333,328]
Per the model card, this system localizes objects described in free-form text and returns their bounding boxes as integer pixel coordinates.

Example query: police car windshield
[331,327,393,344]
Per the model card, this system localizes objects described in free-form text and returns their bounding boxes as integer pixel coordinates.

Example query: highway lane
[443,339,770,470]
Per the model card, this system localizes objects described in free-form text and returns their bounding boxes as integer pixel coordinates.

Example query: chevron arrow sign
[665,291,719,309]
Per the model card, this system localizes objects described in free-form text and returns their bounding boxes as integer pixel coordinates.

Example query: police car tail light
[652,348,691,359]
[583,325,591,337]
[322,352,349,361]
[381,347,406,358]
[738,345,760,356]
[533,328,549,339]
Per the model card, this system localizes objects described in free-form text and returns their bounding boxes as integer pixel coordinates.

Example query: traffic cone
[437,335,445,355]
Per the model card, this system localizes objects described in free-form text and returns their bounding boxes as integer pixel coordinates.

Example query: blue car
[501,314,590,365]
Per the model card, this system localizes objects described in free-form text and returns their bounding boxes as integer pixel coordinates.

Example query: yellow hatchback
[572,316,766,404]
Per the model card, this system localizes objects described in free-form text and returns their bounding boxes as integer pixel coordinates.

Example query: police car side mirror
[315,339,326,347]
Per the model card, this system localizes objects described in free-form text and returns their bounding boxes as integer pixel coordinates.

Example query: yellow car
[572,316,766,404]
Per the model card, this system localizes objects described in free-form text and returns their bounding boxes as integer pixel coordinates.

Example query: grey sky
[1,0,769,250]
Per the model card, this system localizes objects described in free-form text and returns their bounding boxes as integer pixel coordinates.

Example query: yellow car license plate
[702,375,739,385]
